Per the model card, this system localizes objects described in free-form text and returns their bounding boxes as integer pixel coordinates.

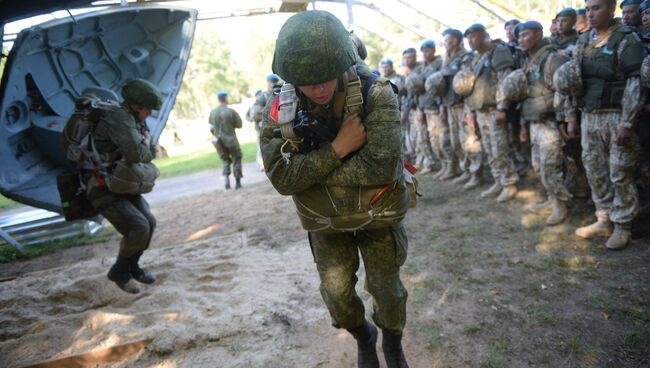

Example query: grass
[0,228,115,263]
[154,141,257,179]
[0,195,21,211]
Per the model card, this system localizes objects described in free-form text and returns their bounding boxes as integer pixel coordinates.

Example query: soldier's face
[381,63,394,76]
[467,31,487,51]
[518,29,542,53]
[576,15,588,31]
[622,4,641,26]
[550,20,558,34]
[556,16,576,34]
[643,9,650,30]
[131,104,152,121]
[298,79,338,105]
[421,47,436,62]
[505,24,517,42]
[403,52,416,69]
[443,35,460,53]
[586,0,615,30]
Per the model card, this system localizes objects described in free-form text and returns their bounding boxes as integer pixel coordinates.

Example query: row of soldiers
[380,0,649,251]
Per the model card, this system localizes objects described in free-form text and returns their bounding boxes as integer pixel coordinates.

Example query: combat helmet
[122,79,163,110]
[425,71,447,97]
[641,55,650,88]
[553,60,583,96]
[499,69,528,102]
[405,73,425,94]
[272,11,357,86]
[452,69,476,97]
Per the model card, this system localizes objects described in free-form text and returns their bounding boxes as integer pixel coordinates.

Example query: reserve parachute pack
[274,66,419,234]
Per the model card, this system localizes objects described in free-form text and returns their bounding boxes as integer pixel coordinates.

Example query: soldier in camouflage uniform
[640,1,650,41]
[576,8,589,33]
[502,21,573,225]
[464,24,520,202]
[210,91,243,190]
[250,74,281,171]
[417,40,444,177]
[439,28,483,187]
[565,0,645,250]
[262,10,411,367]
[554,8,580,52]
[86,79,161,294]
[401,47,420,163]
[621,0,644,30]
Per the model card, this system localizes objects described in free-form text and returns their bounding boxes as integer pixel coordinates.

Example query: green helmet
[122,79,163,110]
[272,11,357,86]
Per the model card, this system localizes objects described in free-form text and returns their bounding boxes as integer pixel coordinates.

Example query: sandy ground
[1,174,649,367]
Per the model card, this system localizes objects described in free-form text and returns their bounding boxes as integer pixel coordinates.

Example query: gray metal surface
[0,4,197,212]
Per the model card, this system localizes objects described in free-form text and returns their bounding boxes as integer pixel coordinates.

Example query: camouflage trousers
[214,139,243,178]
[529,120,571,201]
[448,104,482,175]
[410,108,435,169]
[308,224,408,332]
[508,108,532,176]
[476,108,519,186]
[424,108,445,166]
[98,194,156,258]
[581,111,640,224]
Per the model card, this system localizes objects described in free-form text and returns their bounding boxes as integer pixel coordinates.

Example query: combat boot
[605,223,632,250]
[525,196,554,214]
[130,252,156,284]
[545,199,568,226]
[235,178,242,189]
[107,257,140,294]
[347,320,380,368]
[496,184,518,202]
[575,213,613,239]
[480,183,502,198]
[224,175,231,190]
[440,162,460,181]
[382,330,409,368]
[463,173,483,190]
[452,171,471,185]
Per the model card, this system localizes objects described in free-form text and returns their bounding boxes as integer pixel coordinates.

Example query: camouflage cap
[641,55,650,88]
[122,79,163,110]
[499,69,528,102]
[425,71,447,97]
[452,69,476,97]
[553,60,583,96]
[272,10,356,86]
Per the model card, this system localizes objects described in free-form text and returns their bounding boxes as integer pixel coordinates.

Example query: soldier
[401,47,420,163]
[210,91,243,190]
[438,28,483,187]
[621,0,643,30]
[563,0,645,250]
[86,79,161,294]
[639,0,650,41]
[576,8,589,33]
[550,18,560,39]
[417,40,444,177]
[262,10,412,367]
[554,8,580,52]
[251,74,281,171]
[463,24,520,202]
[502,21,573,225]
[380,58,407,111]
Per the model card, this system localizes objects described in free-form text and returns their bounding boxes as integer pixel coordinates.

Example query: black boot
[235,177,242,189]
[130,252,156,284]
[347,321,380,368]
[107,257,140,294]
[224,175,231,190]
[382,330,409,368]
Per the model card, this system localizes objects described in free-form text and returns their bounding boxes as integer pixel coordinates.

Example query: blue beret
[442,28,464,39]
[216,90,228,98]
[402,47,417,55]
[504,19,520,27]
[637,0,650,12]
[576,8,586,15]
[420,39,436,50]
[266,74,280,82]
[380,58,393,65]
[518,21,544,32]
[371,68,381,76]
[621,0,643,8]
[464,23,486,37]
[556,7,577,17]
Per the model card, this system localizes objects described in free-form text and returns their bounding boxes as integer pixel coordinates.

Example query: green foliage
[0,195,20,211]
[174,25,250,119]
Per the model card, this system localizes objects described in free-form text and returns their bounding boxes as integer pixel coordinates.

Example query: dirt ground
[0,174,649,368]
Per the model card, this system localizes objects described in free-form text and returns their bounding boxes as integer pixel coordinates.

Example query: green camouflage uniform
[87,105,157,257]
[260,66,409,332]
[210,105,243,178]
[466,40,519,186]
[570,21,645,225]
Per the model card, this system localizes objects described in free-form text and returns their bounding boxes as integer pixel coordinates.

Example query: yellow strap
[584,24,621,55]
[524,44,553,74]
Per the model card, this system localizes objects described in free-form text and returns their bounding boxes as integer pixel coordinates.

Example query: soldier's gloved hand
[495,110,507,125]
[519,124,529,143]
[332,113,366,159]
[567,120,580,139]
[439,109,448,126]
[616,126,633,146]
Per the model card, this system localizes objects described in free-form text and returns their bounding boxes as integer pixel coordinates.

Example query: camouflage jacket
[93,104,155,164]
[553,31,579,54]
[466,39,515,112]
[403,61,423,111]
[441,47,471,107]
[384,71,406,109]
[209,105,242,147]
[417,56,444,109]
[260,66,404,222]
[253,89,274,123]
